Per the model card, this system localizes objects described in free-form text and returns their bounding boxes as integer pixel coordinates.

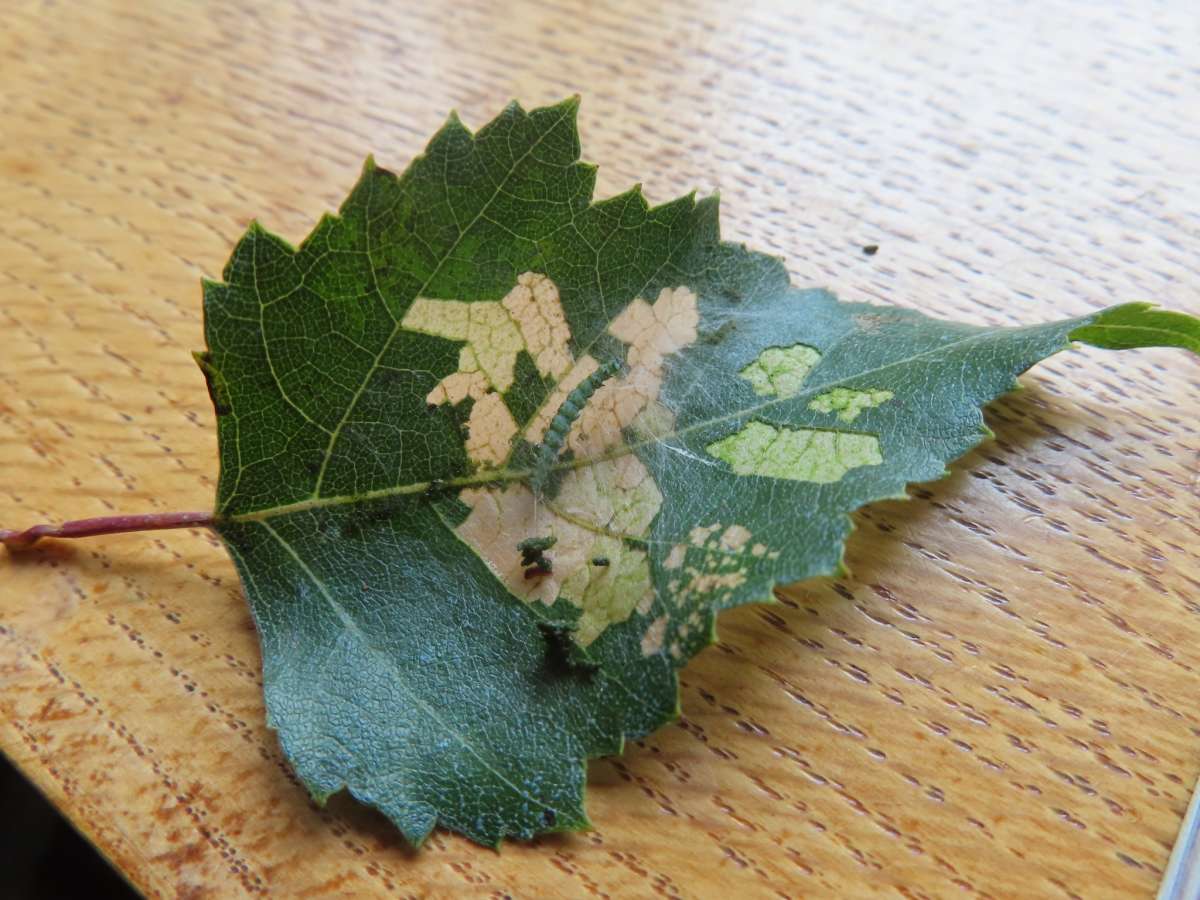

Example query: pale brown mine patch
[456,463,658,646]
[582,286,700,454]
[501,272,573,379]
[429,370,490,405]
[404,299,523,394]
[416,278,704,646]
[464,392,518,466]
[687,572,747,594]
[719,524,752,553]
[661,521,773,658]
[641,616,668,656]
[402,272,577,466]
[663,544,687,570]
[526,285,699,455]
[431,279,701,644]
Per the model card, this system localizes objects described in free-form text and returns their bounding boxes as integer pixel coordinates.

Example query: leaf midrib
[224,317,1066,524]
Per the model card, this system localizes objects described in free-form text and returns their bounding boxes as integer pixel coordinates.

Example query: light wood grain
[2,1,1198,897]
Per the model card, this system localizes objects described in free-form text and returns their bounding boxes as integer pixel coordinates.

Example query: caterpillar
[531,358,622,498]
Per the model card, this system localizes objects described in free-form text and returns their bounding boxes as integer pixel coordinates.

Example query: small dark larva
[531,359,622,498]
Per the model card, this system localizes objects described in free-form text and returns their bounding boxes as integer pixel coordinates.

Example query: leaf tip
[308,786,334,808]
[1070,302,1200,355]
[548,94,582,120]
[570,813,596,836]
[437,107,474,142]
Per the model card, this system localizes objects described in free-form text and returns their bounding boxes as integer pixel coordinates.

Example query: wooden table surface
[2,1,1198,897]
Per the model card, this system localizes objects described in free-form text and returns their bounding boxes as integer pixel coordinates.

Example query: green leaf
[198,98,1200,846]
[1069,302,1200,354]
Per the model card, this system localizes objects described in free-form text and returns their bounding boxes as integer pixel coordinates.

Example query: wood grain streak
[1,0,1197,897]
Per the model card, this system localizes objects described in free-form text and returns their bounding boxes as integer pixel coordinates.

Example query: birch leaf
[197,98,1200,846]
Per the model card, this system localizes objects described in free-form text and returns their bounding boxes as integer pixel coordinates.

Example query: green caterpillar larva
[531,359,622,497]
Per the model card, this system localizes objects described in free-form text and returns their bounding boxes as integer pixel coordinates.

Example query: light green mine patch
[706,421,883,483]
[808,387,894,422]
[739,344,821,398]
[550,461,662,645]
[560,537,651,646]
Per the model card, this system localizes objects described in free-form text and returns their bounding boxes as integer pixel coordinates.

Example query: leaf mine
[739,343,822,398]
[706,422,884,483]
[808,387,894,422]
